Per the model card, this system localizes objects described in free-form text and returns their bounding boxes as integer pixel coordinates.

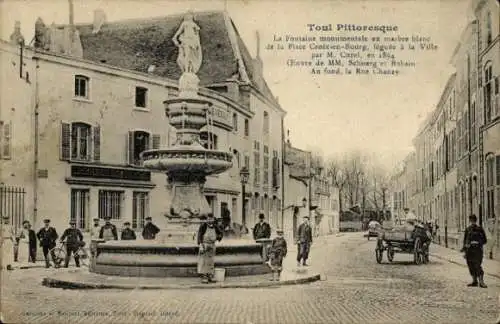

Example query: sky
[0,0,471,170]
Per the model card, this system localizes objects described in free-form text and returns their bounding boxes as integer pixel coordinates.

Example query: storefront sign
[71,165,151,182]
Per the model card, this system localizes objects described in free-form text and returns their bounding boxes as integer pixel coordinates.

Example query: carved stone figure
[172,13,202,74]
[9,21,25,45]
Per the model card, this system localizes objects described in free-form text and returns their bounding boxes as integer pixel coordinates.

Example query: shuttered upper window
[127,130,160,166]
[60,122,100,162]
[0,120,12,160]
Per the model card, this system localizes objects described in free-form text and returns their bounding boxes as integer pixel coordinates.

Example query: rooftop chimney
[92,9,107,34]
[68,0,75,42]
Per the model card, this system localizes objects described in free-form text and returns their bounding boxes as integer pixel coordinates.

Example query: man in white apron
[1,215,15,270]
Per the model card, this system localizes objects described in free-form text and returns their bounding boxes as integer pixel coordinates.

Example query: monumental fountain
[90,13,271,278]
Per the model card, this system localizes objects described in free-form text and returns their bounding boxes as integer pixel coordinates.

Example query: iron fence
[0,185,26,233]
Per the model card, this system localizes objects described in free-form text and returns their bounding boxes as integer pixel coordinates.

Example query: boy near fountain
[268,229,287,281]
[197,214,223,283]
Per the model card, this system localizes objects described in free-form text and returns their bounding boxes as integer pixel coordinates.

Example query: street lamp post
[239,167,249,227]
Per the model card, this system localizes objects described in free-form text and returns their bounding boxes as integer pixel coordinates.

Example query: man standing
[221,202,231,231]
[99,217,118,241]
[253,213,271,240]
[60,221,84,268]
[36,219,58,268]
[90,218,101,240]
[142,217,160,240]
[1,215,15,270]
[296,216,313,267]
[461,214,488,288]
[121,222,136,240]
[26,222,37,263]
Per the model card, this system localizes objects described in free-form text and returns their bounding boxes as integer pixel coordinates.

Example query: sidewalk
[430,243,500,279]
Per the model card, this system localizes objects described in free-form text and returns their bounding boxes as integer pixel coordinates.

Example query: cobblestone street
[2,233,499,324]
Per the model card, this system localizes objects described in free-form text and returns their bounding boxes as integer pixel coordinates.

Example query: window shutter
[0,121,3,159]
[127,131,135,165]
[93,125,101,161]
[60,122,71,161]
[1,121,12,159]
[152,134,160,149]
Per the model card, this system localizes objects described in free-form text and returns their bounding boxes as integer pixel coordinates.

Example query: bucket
[214,268,226,282]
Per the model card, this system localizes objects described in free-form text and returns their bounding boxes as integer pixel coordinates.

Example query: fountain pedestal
[90,17,271,278]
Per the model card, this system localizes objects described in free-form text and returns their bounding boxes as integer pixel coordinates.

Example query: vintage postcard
[0,0,499,323]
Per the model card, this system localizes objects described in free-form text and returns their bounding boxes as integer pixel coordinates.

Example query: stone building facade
[391,0,500,257]
[0,10,286,237]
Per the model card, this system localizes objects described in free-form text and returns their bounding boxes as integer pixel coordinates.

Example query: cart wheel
[387,246,394,263]
[413,237,423,265]
[51,247,66,266]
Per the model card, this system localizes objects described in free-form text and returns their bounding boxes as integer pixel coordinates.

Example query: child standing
[268,229,287,281]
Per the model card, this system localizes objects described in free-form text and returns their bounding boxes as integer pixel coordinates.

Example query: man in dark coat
[253,213,271,240]
[99,217,118,241]
[36,219,58,268]
[25,222,37,263]
[121,222,136,240]
[461,214,488,288]
[142,217,160,240]
[296,216,313,266]
[221,203,231,230]
[60,221,84,268]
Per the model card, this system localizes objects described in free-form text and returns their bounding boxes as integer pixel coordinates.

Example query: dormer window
[74,75,89,99]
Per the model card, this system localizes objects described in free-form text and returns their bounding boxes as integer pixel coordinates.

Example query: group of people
[1,216,162,270]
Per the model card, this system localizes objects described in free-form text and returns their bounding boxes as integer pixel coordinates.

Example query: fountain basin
[141,147,232,175]
[93,240,271,278]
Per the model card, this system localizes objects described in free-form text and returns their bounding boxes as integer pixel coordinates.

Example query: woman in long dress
[1,216,15,270]
[197,213,223,283]
[15,221,30,264]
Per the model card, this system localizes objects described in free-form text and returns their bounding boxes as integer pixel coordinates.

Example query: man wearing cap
[99,217,118,241]
[461,214,488,288]
[37,219,59,268]
[296,216,313,266]
[121,222,136,240]
[142,217,160,240]
[60,221,84,268]
[268,228,287,281]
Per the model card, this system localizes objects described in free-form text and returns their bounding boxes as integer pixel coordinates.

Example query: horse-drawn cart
[375,219,431,265]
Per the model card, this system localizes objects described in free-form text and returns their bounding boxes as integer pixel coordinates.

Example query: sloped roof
[70,10,280,107]
[285,144,312,179]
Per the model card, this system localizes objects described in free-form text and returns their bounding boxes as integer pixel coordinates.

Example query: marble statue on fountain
[172,12,202,98]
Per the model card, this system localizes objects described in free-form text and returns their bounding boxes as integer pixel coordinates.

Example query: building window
[135,86,148,108]
[272,150,280,188]
[98,190,123,220]
[253,141,260,186]
[232,113,238,132]
[484,63,493,122]
[132,192,149,229]
[200,132,218,150]
[486,11,492,46]
[471,102,477,147]
[127,130,158,165]
[60,122,100,162]
[244,154,250,168]
[71,123,91,161]
[244,119,249,137]
[74,75,89,98]
[263,112,269,133]
[70,189,89,230]
[263,145,269,185]
[0,120,12,160]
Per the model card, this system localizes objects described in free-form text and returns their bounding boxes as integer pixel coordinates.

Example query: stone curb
[430,253,500,279]
[41,273,321,290]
